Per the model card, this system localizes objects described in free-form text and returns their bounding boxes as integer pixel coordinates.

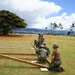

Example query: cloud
[11,0,61,14]
[0,0,75,30]
[47,13,75,29]
[11,0,62,28]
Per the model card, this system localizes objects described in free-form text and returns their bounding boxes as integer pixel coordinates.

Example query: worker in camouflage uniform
[42,42,50,56]
[48,43,63,72]
[34,39,39,48]
[36,45,48,63]
[38,33,44,48]
[33,33,41,48]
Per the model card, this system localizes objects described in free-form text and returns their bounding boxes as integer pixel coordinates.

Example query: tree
[45,27,48,34]
[58,23,63,29]
[69,23,75,36]
[50,23,53,29]
[45,27,47,29]
[52,23,58,34]
[53,23,58,30]
[58,23,63,35]
[70,23,75,31]
[50,23,58,35]
[0,10,27,35]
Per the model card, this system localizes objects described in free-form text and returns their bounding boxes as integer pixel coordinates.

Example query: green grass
[0,35,75,75]
[0,41,34,52]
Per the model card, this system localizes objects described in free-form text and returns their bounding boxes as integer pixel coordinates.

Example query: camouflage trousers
[48,59,62,71]
[38,56,47,63]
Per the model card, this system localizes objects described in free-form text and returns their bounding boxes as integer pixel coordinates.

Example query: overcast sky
[0,0,75,30]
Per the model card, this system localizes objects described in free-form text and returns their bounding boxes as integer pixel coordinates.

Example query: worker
[36,45,48,63]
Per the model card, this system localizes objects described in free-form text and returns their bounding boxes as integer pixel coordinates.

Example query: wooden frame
[0,54,48,68]
[0,42,49,68]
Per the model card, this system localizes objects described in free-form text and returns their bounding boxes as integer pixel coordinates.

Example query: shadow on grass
[0,66,39,69]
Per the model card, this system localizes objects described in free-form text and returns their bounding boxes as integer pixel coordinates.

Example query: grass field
[0,34,75,75]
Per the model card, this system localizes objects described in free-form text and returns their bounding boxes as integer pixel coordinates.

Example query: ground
[0,34,75,75]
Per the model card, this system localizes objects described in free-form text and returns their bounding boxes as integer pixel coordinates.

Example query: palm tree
[70,23,75,31]
[70,23,75,36]
[53,23,58,35]
[58,23,63,35]
[45,27,47,34]
[53,23,58,29]
[50,23,58,35]
[45,27,47,29]
[50,23,53,29]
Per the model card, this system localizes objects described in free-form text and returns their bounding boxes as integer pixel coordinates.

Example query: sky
[0,0,75,30]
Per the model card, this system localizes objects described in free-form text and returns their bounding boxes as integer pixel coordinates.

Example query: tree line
[0,10,75,35]
[45,23,75,35]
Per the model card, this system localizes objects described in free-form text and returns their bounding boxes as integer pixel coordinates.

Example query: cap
[53,43,59,48]
[40,44,44,48]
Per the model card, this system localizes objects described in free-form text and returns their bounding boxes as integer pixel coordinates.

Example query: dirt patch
[0,34,36,41]
[0,34,51,42]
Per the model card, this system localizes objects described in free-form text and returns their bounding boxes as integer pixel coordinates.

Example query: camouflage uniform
[48,50,62,71]
[36,48,48,63]
[34,33,44,48]
[49,59,62,71]
[43,46,50,56]
[34,40,39,48]
[38,34,44,48]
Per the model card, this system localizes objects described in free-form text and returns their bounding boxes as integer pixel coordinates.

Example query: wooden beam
[46,59,51,64]
[0,54,48,68]
[20,58,37,60]
[0,56,37,60]
[0,53,36,55]
[30,42,37,50]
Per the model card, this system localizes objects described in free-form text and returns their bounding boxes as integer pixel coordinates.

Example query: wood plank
[0,53,37,55]
[0,54,48,68]
[46,59,51,64]
[20,58,37,60]
[0,56,37,60]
